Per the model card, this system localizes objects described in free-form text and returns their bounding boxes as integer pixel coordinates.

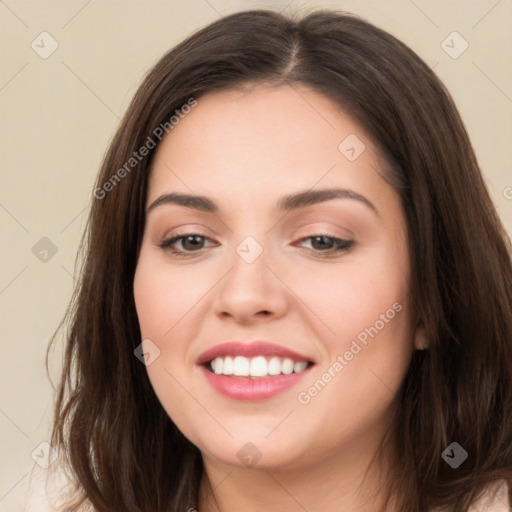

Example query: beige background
[1,0,511,509]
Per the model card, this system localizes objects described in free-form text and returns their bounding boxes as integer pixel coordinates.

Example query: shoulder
[24,463,509,512]
[430,481,510,512]
[467,480,510,512]
[23,461,92,512]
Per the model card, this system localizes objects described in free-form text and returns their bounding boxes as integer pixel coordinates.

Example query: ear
[413,320,429,350]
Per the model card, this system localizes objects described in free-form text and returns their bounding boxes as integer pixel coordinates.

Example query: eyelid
[292,232,354,253]
[158,225,350,245]
[158,222,218,239]
[157,230,354,260]
[293,221,354,238]
[157,231,217,249]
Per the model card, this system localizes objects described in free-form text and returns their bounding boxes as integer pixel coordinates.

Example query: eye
[157,232,354,258]
[295,234,354,256]
[158,233,216,257]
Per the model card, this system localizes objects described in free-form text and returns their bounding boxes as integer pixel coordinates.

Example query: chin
[193,430,313,471]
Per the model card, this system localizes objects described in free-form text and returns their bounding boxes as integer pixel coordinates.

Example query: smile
[207,355,313,378]
[197,340,316,400]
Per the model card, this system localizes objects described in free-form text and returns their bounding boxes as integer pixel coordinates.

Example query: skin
[133,83,427,512]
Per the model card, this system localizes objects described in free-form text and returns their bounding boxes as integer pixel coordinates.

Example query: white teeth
[209,355,311,377]
[223,356,234,375]
[282,358,294,375]
[250,356,268,377]
[267,356,281,375]
[294,361,308,373]
[233,356,250,376]
[213,357,223,375]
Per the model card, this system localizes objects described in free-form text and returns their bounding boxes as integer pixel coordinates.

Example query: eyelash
[157,232,354,258]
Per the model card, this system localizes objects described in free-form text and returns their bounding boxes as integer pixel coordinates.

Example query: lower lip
[200,365,314,401]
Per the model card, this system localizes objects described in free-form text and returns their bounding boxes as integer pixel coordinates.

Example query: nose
[213,241,289,325]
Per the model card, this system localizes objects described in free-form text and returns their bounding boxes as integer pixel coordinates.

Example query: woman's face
[133,84,422,471]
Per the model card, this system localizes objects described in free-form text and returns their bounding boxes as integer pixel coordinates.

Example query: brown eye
[179,235,206,251]
[296,235,354,255]
[158,233,216,257]
[310,236,336,250]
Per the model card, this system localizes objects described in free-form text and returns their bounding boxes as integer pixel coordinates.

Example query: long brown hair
[48,8,512,512]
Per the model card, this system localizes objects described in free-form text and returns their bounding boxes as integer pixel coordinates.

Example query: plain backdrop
[1,1,511,510]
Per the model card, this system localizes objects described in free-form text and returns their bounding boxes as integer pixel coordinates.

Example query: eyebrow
[146,188,378,216]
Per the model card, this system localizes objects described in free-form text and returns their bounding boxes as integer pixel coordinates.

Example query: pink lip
[200,365,314,401]
[196,341,314,366]
[196,341,315,401]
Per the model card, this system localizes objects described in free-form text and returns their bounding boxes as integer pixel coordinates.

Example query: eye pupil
[312,236,334,250]
[162,233,350,257]
[183,235,204,250]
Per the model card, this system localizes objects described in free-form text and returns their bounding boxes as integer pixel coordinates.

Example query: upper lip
[196,341,315,366]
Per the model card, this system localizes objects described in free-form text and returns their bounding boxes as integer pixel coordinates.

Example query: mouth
[197,341,316,400]
[203,355,314,379]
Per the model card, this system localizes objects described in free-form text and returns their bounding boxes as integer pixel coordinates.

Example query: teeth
[212,357,223,375]
[223,356,234,375]
[233,356,250,376]
[209,355,310,377]
[294,361,308,373]
[250,356,267,377]
[268,356,281,375]
[282,358,294,375]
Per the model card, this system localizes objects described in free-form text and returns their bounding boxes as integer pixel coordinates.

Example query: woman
[29,8,512,512]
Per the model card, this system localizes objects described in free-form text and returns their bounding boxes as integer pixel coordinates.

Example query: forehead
[147,84,392,211]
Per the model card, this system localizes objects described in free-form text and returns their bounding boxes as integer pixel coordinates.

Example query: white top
[23,462,78,512]
[22,462,510,511]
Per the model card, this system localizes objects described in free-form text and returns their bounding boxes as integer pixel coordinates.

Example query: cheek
[134,273,166,348]
[292,236,413,397]
[291,246,409,345]
[133,251,215,383]
[292,274,412,443]
[133,256,197,425]
[133,253,205,339]
[133,262,173,337]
